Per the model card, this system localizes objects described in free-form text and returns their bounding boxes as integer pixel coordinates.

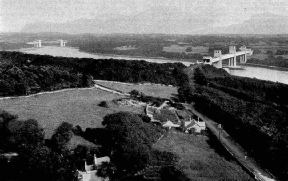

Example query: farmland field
[94,80,177,99]
[153,131,253,180]
[0,88,144,138]
[163,45,208,54]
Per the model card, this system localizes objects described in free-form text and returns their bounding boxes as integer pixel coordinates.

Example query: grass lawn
[94,80,177,99]
[162,45,208,55]
[0,88,144,138]
[153,131,253,181]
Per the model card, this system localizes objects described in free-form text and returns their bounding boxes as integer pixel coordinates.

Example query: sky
[1,0,288,32]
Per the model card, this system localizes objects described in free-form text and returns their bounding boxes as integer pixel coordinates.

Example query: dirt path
[185,106,276,181]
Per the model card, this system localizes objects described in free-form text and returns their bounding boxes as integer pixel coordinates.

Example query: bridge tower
[214,50,222,58]
[213,50,222,68]
[60,40,66,47]
[229,46,236,54]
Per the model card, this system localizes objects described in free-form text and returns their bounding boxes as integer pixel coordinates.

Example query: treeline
[0,63,92,97]
[248,56,288,68]
[0,51,186,95]
[180,65,288,180]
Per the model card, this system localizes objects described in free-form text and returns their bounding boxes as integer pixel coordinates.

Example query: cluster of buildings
[145,101,206,134]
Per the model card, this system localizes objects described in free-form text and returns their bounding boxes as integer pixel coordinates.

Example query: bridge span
[28,39,67,48]
[202,46,253,68]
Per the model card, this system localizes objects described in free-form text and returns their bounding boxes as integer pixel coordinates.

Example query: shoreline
[17,46,195,66]
[77,48,196,63]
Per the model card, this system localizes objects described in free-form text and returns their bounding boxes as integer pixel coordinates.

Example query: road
[185,105,276,181]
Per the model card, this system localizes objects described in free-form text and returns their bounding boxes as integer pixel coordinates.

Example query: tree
[8,119,45,150]
[98,101,109,108]
[96,162,116,178]
[18,145,58,181]
[130,89,140,97]
[51,122,74,153]
[102,112,161,173]
[253,48,262,54]
[185,47,192,52]
[266,50,273,55]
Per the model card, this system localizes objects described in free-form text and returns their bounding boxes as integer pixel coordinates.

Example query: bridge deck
[210,51,250,63]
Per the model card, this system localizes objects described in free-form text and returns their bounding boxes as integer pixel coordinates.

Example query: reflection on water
[226,66,288,85]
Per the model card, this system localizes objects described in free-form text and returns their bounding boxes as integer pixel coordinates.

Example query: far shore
[7,46,288,72]
[17,46,195,66]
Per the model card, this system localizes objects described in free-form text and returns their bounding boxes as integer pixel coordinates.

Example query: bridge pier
[60,40,66,47]
[228,57,236,67]
[240,55,247,63]
[33,40,42,48]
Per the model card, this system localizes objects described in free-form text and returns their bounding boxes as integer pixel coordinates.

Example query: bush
[98,101,109,108]
[130,89,140,97]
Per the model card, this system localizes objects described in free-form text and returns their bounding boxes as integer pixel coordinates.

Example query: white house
[77,154,110,181]
[182,116,206,133]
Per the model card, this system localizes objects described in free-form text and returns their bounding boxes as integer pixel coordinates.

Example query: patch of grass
[94,80,177,99]
[153,131,253,180]
[0,88,144,138]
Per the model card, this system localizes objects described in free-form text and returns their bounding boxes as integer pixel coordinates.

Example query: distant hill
[20,7,215,34]
[21,12,288,35]
[201,13,288,34]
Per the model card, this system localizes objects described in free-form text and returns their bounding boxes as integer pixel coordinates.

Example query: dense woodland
[0,51,186,97]
[0,110,85,180]
[248,56,288,68]
[179,65,288,180]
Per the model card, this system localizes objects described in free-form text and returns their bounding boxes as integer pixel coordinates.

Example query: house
[182,115,206,133]
[77,154,110,181]
[192,120,206,133]
[162,119,180,130]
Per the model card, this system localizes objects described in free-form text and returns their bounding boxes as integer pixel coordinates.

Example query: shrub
[98,101,109,108]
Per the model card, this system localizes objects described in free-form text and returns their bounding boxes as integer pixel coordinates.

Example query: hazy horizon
[1,0,288,34]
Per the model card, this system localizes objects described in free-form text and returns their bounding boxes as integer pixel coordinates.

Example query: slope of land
[153,131,253,180]
[188,107,275,181]
[183,64,288,180]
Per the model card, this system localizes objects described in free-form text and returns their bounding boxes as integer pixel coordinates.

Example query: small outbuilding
[77,154,110,181]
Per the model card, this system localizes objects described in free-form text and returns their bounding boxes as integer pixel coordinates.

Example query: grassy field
[0,88,144,138]
[94,80,177,99]
[153,131,253,181]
